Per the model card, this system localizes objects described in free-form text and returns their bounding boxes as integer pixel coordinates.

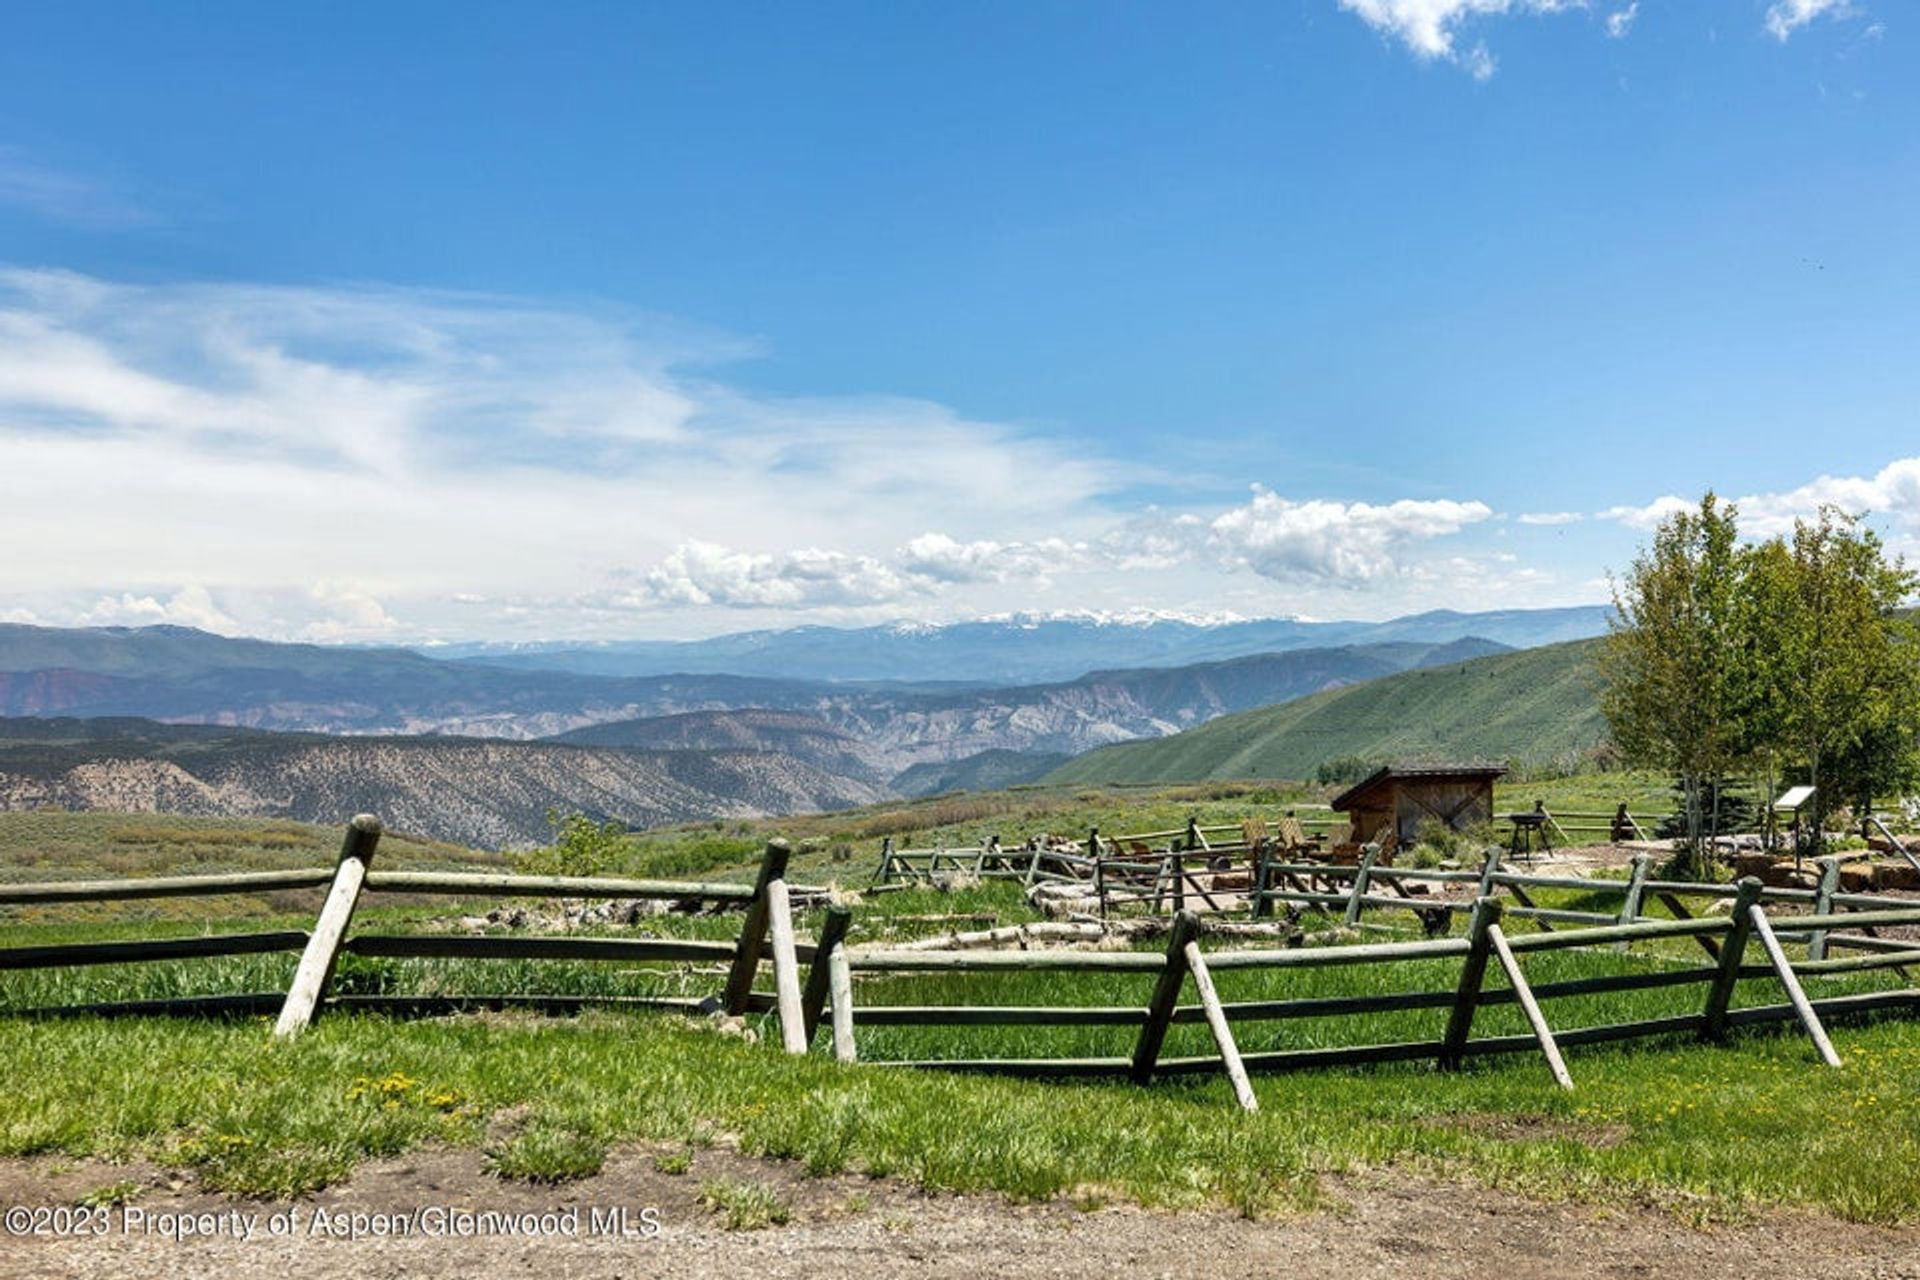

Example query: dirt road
[5,1146,1918,1280]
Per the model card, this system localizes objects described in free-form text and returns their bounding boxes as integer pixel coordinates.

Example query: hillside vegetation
[0,719,884,849]
[1045,639,1606,785]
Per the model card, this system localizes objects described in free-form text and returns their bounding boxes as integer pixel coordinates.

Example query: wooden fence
[0,816,836,1054]
[11,816,1920,1113]
[818,889,1920,1109]
[1248,844,1920,964]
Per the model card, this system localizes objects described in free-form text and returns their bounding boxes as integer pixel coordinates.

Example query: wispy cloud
[1605,3,1638,38]
[1337,0,1586,79]
[0,267,1541,638]
[1517,511,1584,526]
[1764,0,1861,41]
[0,148,149,228]
[0,268,1131,636]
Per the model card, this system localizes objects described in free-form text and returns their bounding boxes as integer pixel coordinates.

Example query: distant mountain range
[1045,639,1608,786]
[425,606,1612,684]
[0,610,1616,842]
[0,622,1509,768]
[0,716,883,848]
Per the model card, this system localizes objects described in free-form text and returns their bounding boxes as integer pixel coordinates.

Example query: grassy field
[5,807,1920,1224]
[1044,638,1607,786]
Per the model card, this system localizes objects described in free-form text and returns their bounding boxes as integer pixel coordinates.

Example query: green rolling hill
[1043,638,1608,784]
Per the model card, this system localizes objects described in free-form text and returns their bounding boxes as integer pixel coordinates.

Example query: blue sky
[1,0,1914,641]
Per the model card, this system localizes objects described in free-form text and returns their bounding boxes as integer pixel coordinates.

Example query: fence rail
[0,816,830,1053]
[9,815,1920,1112]
[819,885,1920,1108]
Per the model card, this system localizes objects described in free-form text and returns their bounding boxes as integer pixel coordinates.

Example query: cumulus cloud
[1202,489,1494,585]
[1600,459,1920,538]
[1765,0,1859,41]
[1338,0,1584,76]
[619,532,1093,610]
[636,542,914,609]
[1598,495,1697,530]
[76,584,237,632]
[895,533,1087,586]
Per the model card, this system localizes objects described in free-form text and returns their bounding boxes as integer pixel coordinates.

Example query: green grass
[485,1125,608,1183]
[698,1175,792,1229]
[1,1007,1917,1220]
[1044,639,1607,786]
[7,809,1920,1223]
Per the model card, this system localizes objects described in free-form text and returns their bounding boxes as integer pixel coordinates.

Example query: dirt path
[4,1147,1918,1280]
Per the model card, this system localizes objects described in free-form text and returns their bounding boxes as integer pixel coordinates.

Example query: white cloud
[1517,511,1584,526]
[302,584,399,641]
[1338,0,1584,75]
[1606,2,1638,37]
[895,533,1086,586]
[1599,495,1695,530]
[0,268,1123,637]
[76,584,237,632]
[1765,0,1858,41]
[635,542,915,609]
[1202,489,1494,585]
[1600,459,1920,539]
[1722,457,1920,537]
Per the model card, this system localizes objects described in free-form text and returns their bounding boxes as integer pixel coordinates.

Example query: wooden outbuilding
[1329,763,1508,852]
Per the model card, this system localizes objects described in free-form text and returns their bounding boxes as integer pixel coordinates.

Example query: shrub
[515,810,629,878]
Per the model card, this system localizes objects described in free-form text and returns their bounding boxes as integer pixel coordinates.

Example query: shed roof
[1329,762,1509,812]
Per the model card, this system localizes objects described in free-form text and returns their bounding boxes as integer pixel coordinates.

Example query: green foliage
[515,809,630,878]
[1599,493,1745,867]
[1048,640,1606,786]
[485,1126,607,1183]
[698,1176,792,1229]
[1315,754,1379,787]
[1604,497,1920,859]
[1758,508,1920,832]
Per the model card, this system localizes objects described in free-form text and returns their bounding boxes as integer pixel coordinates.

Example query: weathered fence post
[828,939,857,1063]
[1808,856,1843,961]
[1343,844,1381,927]
[1023,839,1046,886]
[801,906,853,1046]
[273,814,382,1038]
[1615,852,1652,953]
[1475,845,1504,900]
[724,839,792,1016]
[1747,902,1842,1067]
[1486,918,1573,1089]
[1439,895,1501,1070]
[765,878,807,1054]
[1131,911,1199,1083]
[1090,827,1106,919]
[1701,877,1764,1042]
[1251,839,1274,920]
[1181,931,1257,1112]
[872,836,894,886]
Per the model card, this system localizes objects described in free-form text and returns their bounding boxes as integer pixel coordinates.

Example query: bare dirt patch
[5,1147,1920,1280]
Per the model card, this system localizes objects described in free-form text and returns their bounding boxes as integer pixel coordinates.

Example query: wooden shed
[1329,763,1508,851]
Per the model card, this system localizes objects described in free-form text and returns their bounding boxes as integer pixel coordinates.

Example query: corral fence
[0,816,843,1055]
[9,815,1920,1112]
[818,888,1920,1111]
